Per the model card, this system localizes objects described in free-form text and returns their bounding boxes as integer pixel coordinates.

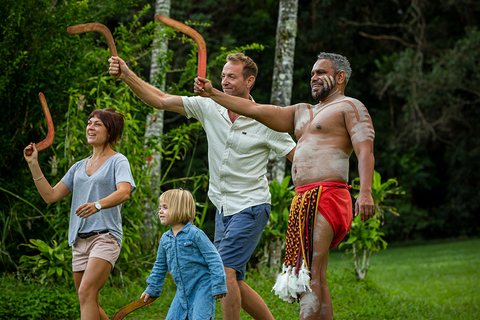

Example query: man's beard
[312,77,336,101]
[312,85,332,101]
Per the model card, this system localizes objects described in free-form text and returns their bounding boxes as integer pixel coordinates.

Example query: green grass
[96,238,480,319]
[2,239,479,319]
[328,238,480,319]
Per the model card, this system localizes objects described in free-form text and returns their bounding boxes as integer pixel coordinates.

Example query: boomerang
[67,23,117,56]
[154,14,207,82]
[25,93,54,156]
[111,297,156,320]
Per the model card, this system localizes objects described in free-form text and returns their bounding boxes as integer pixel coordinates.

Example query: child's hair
[159,189,196,224]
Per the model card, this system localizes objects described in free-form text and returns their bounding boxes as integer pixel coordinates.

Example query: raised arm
[24,143,71,203]
[109,56,186,115]
[194,77,296,133]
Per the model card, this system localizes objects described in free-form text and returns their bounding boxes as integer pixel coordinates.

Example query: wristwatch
[94,202,102,211]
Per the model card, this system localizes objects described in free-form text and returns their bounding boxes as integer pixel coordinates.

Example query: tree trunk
[352,243,372,280]
[265,0,298,272]
[268,236,285,275]
[144,0,171,229]
[266,0,298,184]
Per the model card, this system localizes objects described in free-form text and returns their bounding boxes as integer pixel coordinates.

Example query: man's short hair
[317,52,352,84]
[226,53,258,81]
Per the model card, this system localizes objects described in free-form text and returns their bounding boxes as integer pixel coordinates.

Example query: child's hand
[214,293,227,300]
[140,292,156,306]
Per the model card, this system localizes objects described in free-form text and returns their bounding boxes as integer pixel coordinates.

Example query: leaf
[346,236,358,243]
[47,267,56,276]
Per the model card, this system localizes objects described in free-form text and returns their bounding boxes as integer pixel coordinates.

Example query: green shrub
[0,274,79,319]
[19,239,72,285]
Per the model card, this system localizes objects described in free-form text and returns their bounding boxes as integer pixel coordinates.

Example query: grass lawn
[102,238,479,319]
[2,238,478,319]
[328,238,480,319]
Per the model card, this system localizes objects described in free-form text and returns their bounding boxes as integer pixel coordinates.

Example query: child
[141,189,227,319]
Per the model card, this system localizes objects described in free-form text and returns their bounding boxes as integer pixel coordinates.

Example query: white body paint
[300,291,320,318]
[291,97,374,187]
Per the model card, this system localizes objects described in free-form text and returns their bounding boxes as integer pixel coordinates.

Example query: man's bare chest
[294,104,346,140]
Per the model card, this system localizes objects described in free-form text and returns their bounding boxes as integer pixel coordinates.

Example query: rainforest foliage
[1,0,479,280]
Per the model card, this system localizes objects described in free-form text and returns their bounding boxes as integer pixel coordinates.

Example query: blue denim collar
[165,222,192,238]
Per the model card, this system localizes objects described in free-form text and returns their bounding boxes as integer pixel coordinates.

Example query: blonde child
[141,189,227,319]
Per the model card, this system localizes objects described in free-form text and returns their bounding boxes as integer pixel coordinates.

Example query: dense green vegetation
[2,239,478,319]
[1,0,479,317]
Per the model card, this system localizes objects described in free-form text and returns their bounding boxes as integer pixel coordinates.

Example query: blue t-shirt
[61,153,136,247]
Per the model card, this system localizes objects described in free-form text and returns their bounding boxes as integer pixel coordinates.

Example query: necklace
[88,152,107,166]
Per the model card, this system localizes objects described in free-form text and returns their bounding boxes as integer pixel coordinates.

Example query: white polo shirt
[182,96,296,216]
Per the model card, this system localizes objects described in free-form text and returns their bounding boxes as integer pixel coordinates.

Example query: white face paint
[312,75,336,101]
[321,75,335,91]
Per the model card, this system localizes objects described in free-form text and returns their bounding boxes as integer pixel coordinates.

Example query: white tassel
[272,265,291,301]
[296,260,312,294]
[272,260,313,303]
[287,266,299,297]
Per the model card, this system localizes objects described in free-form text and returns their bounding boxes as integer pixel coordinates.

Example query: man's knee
[225,266,238,282]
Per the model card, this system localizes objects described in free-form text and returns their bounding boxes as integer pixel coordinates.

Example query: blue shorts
[214,204,271,280]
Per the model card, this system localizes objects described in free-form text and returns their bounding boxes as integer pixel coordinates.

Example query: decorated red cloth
[272,181,353,302]
[295,181,353,249]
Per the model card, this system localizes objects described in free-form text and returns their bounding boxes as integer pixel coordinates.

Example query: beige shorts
[72,232,120,272]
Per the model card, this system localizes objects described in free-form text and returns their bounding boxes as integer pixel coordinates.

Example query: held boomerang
[154,14,207,84]
[25,93,54,156]
[67,22,117,57]
[111,297,156,320]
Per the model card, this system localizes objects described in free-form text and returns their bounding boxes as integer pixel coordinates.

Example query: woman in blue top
[24,108,136,320]
[141,189,227,319]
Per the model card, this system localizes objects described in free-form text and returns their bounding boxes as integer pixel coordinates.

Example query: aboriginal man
[195,52,375,320]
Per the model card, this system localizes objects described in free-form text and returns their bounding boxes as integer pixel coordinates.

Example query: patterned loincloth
[272,181,352,303]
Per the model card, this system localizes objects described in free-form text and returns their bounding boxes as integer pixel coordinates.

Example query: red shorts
[295,182,353,249]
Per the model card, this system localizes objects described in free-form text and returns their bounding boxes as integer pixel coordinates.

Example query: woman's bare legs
[74,257,112,320]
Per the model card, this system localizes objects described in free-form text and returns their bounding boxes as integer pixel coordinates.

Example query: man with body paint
[194,52,375,320]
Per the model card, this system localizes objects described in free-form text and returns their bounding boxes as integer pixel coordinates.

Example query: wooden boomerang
[25,93,54,156]
[111,297,156,320]
[67,23,117,57]
[154,14,207,82]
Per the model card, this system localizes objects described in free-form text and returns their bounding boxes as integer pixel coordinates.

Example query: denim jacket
[145,222,227,320]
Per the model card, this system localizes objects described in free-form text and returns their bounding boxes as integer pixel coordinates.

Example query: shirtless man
[195,52,375,320]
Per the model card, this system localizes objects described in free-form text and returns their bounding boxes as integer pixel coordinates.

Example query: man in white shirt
[109,53,296,320]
